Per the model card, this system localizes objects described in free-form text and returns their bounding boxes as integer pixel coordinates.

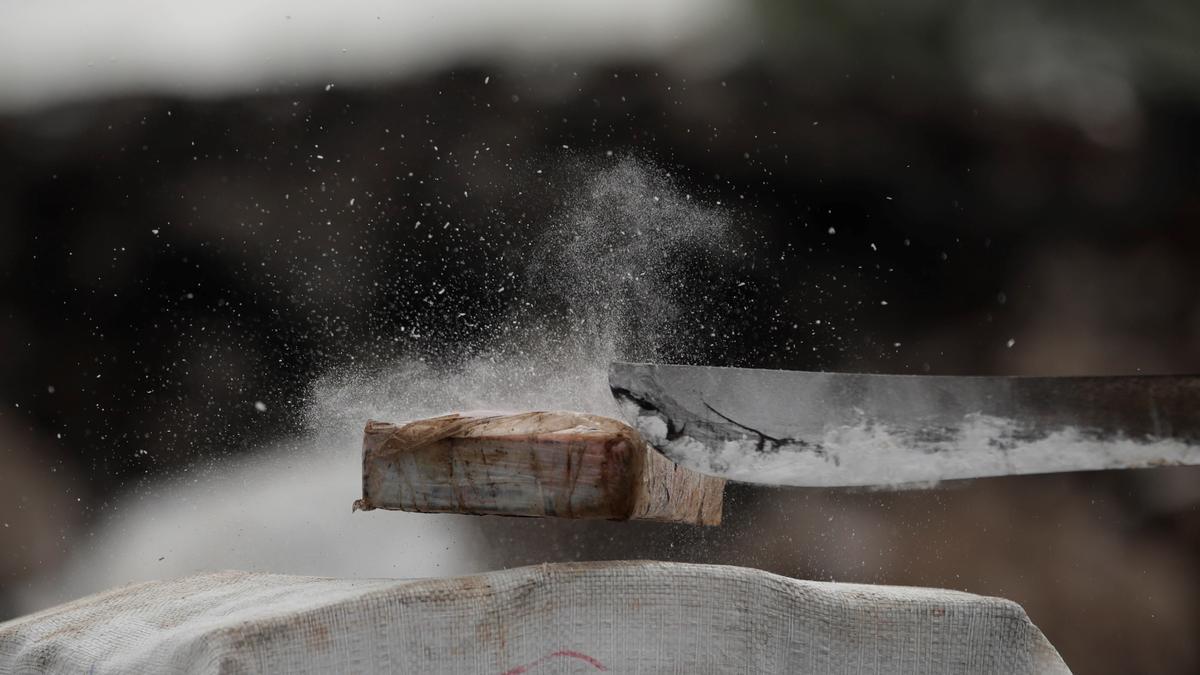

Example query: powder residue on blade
[626,401,1200,487]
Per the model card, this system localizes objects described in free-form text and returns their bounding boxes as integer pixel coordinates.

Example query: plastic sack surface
[0,561,1069,674]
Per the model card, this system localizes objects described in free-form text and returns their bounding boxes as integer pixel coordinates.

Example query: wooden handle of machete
[354,411,725,526]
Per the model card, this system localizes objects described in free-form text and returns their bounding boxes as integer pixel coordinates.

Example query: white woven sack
[0,561,1069,674]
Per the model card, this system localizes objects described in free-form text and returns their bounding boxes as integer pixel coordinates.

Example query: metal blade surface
[609,362,1200,487]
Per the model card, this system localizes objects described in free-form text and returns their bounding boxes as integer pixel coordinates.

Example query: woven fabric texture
[0,561,1069,674]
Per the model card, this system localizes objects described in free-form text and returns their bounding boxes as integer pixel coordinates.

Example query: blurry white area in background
[16,432,489,613]
[0,0,754,112]
[960,6,1140,148]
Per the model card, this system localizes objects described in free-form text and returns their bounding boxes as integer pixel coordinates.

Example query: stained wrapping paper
[0,561,1069,674]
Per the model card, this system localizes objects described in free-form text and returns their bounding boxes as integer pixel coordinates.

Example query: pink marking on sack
[500,649,607,674]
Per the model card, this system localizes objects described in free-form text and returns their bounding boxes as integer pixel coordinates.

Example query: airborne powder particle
[305,158,734,433]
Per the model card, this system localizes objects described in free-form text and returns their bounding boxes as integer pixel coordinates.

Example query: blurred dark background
[2,1,1200,672]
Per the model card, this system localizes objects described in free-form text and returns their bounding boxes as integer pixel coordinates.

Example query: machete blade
[608,361,1200,487]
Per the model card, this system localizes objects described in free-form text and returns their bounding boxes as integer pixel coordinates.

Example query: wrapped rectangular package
[356,411,726,525]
